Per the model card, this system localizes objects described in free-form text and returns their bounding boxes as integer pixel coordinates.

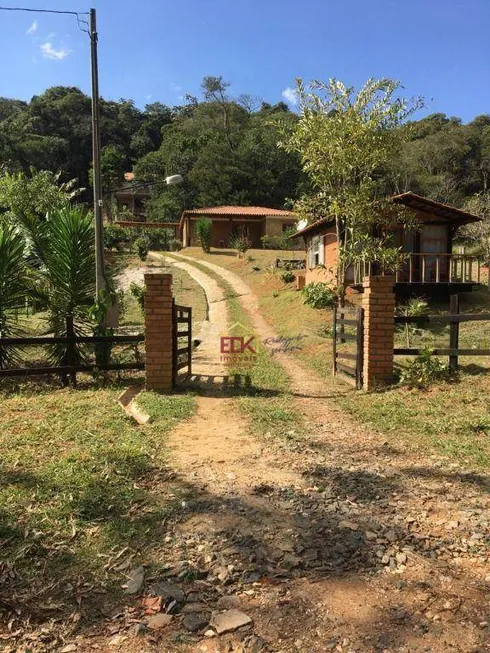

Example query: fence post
[449,294,460,373]
[144,273,173,391]
[332,304,337,376]
[356,306,364,390]
[362,275,395,391]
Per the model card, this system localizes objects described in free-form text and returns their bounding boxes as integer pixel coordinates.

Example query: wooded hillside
[1,77,489,221]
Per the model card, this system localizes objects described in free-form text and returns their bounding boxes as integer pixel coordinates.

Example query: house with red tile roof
[180,206,297,248]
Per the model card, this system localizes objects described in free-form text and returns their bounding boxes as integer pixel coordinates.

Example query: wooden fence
[172,302,192,384]
[0,334,145,384]
[332,306,364,389]
[394,294,490,371]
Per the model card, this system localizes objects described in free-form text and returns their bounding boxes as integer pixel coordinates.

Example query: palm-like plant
[0,224,27,367]
[28,206,96,368]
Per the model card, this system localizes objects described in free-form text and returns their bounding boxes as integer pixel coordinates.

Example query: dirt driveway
[95,252,490,653]
[147,252,490,653]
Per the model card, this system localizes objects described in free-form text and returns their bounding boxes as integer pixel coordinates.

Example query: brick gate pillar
[144,273,173,391]
[362,275,395,391]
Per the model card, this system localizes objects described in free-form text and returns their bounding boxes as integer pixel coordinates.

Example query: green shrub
[260,235,271,249]
[302,282,337,309]
[129,283,145,311]
[276,226,297,250]
[396,297,429,347]
[104,224,130,251]
[399,349,453,389]
[281,270,296,284]
[195,218,212,252]
[230,230,251,255]
[146,228,172,251]
[135,236,149,261]
[170,238,183,251]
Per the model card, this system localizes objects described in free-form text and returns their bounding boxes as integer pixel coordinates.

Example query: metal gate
[332,306,364,389]
[172,300,192,385]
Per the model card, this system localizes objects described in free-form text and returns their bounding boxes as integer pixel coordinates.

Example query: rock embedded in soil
[183,612,209,632]
[124,566,145,595]
[338,520,359,531]
[217,595,242,610]
[132,622,148,637]
[210,609,252,635]
[147,613,173,629]
[149,581,185,603]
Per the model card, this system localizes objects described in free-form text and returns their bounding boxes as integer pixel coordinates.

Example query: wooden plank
[172,298,177,386]
[356,306,364,390]
[0,335,145,346]
[177,346,189,356]
[336,318,358,326]
[176,317,191,324]
[335,332,356,342]
[337,362,356,376]
[394,313,490,325]
[394,348,490,356]
[449,294,459,372]
[0,363,145,377]
[188,306,192,378]
[336,352,357,361]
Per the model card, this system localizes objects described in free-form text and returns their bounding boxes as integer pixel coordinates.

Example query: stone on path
[210,609,252,634]
[124,566,145,595]
[183,612,209,632]
[147,613,173,630]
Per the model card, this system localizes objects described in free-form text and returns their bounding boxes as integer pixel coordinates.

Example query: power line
[0,6,90,33]
[0,7,88,15]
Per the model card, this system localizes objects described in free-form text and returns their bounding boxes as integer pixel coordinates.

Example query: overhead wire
[0,6,90,34]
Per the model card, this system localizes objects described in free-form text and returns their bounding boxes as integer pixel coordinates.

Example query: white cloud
[26,21,37,35]
[281,86,298,106]
[40,41,71,61]
[145,94,152,100]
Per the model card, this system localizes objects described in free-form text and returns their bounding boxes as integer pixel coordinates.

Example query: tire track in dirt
[163,252,490,653]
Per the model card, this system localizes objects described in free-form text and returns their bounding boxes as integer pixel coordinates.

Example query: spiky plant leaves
[0,224,27,367]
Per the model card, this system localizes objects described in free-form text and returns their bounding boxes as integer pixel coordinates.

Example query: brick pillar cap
[362,275,395,288]
[144,273,172,281]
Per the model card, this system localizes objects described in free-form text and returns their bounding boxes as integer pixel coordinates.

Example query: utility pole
[89,7,106,299]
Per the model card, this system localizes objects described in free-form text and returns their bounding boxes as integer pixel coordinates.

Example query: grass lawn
[177,247,490,468]
[0,380,195,625]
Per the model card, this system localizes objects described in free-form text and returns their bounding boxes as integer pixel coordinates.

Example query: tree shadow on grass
[1,450,489,651]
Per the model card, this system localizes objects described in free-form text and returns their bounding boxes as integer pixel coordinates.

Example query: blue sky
[0,0,489,122]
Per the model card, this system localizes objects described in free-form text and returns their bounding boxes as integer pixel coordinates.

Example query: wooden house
[291,192,483,293]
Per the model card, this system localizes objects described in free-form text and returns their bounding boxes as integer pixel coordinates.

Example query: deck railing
[352,253,484,285]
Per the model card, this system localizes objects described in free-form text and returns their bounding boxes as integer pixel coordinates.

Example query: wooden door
[420,225,448,281]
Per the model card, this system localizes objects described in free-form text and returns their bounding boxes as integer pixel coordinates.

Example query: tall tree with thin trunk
[277,78,423,298]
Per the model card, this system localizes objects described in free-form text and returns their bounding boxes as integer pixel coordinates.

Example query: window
[309,235,324,267]
[282,222,294,232]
